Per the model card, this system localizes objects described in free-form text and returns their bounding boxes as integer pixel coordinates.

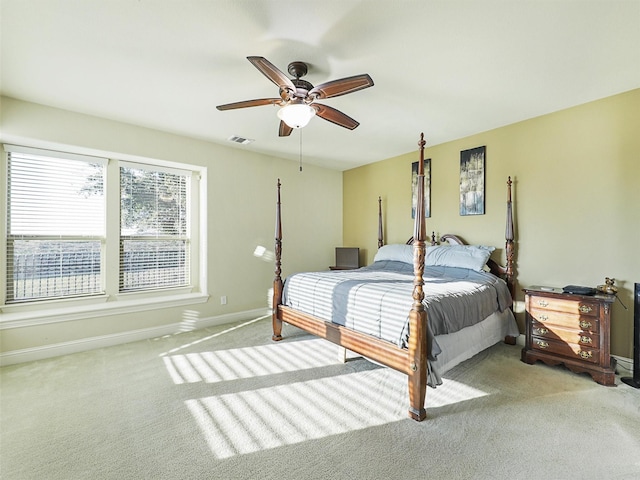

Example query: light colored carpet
[1,315,639,480]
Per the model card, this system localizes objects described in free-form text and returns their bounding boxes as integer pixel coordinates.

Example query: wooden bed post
[378,196,384,248]
[408,133,428,421]
[272,179,284,341]
[505,176,515,299]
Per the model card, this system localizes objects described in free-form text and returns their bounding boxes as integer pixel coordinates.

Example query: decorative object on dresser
[621,283,640,388]
[521,287,616,386]
[596,277,619,295]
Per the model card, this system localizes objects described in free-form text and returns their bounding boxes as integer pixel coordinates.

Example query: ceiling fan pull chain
[299,129,303,172]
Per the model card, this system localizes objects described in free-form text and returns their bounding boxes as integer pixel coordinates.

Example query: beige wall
[344,89,640,358]
[0,97,343,354]
[2,90,638,360]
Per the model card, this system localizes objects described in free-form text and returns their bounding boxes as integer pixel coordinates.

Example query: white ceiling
[2,0,639,171]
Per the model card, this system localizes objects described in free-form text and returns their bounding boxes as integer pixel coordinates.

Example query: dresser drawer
[528,308,600,333]
[522,288,615,386]
[531,336,599,364]
[531,322,599,347]
[529,295,600,317]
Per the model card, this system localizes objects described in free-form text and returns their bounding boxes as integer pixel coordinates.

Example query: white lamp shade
[277,103,316,129]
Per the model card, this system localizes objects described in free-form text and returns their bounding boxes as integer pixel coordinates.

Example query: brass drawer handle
[579,350,593,360]
[579,320,592,329]
[579,305,593,314]
[580,335,592,344]
[535,327,549,335]
[535,340,549,349]
[539,314,549,321]
[537,300,549,307]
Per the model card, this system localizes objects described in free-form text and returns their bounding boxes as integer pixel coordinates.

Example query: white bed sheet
[354,308,519,387]
[430,308,519,377]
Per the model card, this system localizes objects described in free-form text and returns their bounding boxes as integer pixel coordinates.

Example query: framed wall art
[459,146,485,215]
[411,158,431,219]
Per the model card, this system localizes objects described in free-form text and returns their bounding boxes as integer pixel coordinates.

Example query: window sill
[0,292,210,329]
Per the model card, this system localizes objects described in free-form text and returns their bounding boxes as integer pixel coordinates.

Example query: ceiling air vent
[227,135,254,145]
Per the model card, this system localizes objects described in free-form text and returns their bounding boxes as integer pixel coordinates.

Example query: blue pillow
[425,245,495,272]
[373,244,414,265]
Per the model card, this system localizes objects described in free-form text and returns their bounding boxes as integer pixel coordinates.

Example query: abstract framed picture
[459,146,485,215]
[411,158,431,219]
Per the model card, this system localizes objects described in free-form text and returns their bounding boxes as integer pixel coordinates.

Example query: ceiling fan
[216,56,374,137]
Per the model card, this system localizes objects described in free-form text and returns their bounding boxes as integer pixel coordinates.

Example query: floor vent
[227,135,254,145]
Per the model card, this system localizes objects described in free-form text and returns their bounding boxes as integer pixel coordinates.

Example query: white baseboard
[4,320,633,377]
[613,354,635,376]
[0,308,270,367]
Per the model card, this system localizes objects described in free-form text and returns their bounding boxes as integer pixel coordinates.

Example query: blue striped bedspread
[282,260,513,360]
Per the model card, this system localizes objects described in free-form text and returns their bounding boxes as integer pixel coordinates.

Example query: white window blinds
[119,164,190,292]
[5,146,106,302]
[4,146,195,304]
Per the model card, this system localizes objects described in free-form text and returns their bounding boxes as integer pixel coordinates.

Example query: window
[120,164,190,292]
[6,147,106,302]
[3,145,199,306]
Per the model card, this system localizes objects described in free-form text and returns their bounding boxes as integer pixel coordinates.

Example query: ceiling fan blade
[216,98,282,111]
[247,56,296,93]
[308,74,374,99]
[278,121,293,137]
[313,104,359,130]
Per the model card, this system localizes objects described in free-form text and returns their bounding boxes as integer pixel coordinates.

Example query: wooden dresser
[521,287,616,386]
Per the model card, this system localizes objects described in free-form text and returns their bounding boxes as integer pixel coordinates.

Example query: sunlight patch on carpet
[163,339,346,384]
[426,379,488,408]
[159,316,269,357]
[185,368,489,459]
[185,369,404,459]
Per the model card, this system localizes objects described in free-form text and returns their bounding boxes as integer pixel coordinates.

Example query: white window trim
[0,143,209,326]
[4,144,108,165]
[0,292,209,329]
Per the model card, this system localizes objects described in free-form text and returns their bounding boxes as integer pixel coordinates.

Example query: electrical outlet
[220,296,227,305]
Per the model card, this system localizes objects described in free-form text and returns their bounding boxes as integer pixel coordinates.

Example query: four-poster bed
[271,133,517,421]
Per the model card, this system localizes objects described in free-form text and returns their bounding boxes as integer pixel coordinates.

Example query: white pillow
[425,245,495,272]
[373,244,414,265]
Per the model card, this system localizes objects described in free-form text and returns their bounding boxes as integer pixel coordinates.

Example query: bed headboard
[439,234,512,286]
[379,177,516,298]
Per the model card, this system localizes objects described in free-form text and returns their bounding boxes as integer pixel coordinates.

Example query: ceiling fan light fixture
[216,57,373,137]
[277,103,316,129]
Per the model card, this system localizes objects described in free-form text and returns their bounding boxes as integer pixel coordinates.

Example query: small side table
[521,287,616,386]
